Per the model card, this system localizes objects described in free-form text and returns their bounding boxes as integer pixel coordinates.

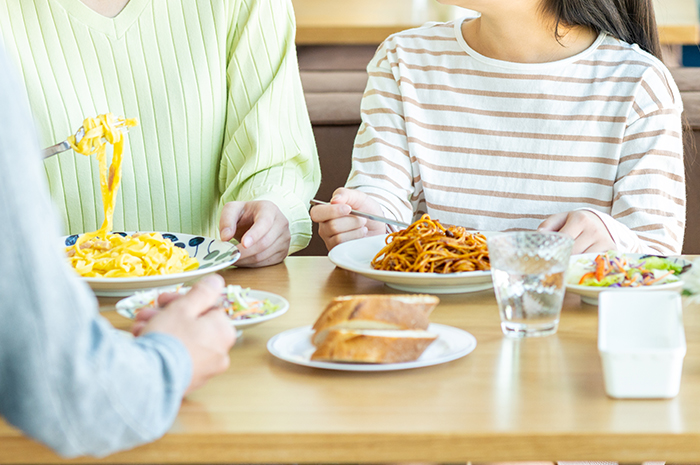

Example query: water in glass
[492,261,566,337]
[487,231,573,338]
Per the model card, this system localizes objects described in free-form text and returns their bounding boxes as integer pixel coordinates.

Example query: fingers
[576,230,615,254]
[200,308,238,350]
[133,307,159,335]
[131,321,148,337]
[236,248,287,267]
[183,309,236,395]
[156,291,180,308]
[541,210,615,255]
[219,201,291,267]
[236,224,290,267]
[219,202,246,242]
[318,215,367,235]
[135,307,159,323]
[322,226,369,250]
[236,244,288,267]
[310,202,351,223]
[331,187,369,209]
[310,188,367,223]
[176,274,225,317]
[556,219,583,241]
[239,203,285,249]
[317,215,368,250]
[538,212,568,232]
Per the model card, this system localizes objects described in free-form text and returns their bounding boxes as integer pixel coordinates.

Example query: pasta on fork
[65,114,198,278]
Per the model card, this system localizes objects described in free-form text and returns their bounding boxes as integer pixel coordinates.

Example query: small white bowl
[565,253,690,305]
[598,291,686,399]
[116,287,289,330]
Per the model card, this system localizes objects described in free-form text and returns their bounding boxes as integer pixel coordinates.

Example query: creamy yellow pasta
[67,232,199,278]
[65,114,199,278]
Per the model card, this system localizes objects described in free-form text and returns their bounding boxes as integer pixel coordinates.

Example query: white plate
[328,234,493,294]
[116,288,289,329]
[565,253,691,305]
[267,323,476,371]
[63,232,241,296]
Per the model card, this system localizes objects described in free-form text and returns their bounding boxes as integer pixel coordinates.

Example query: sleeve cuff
[135,332,192,398]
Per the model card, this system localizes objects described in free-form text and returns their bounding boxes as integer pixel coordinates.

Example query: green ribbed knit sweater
[0,0,320,253]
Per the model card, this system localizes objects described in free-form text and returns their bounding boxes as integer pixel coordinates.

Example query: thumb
[175,274,225,318]
[538,212,568,232]
[219,202,246,242]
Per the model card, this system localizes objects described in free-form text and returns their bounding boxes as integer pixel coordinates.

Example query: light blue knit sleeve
[0,45,192,458]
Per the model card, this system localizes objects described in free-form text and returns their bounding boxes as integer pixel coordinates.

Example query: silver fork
[42,122,131,159]
[310,198,410,229]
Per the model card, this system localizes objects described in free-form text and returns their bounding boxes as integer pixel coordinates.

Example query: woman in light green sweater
[0,0,320,266]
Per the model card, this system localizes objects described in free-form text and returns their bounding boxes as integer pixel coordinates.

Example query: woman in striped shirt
[311,0,685,256]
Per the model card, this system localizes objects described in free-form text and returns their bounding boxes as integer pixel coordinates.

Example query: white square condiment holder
[598,290,686,399]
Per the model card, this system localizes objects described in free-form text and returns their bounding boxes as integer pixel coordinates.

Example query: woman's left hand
[538,210,616,254]
[219,200,290,267]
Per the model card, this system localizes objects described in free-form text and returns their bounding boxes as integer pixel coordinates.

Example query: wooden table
[293,0,700,45]
[2,256,700,463]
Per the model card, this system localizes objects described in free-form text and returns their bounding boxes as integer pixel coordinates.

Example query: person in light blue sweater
[0,45,236,458]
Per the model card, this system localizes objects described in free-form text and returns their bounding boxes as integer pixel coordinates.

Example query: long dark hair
[540,0,661,60]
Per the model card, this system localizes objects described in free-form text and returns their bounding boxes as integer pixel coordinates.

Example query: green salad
[224,285,280,320]
[567,251,686,288]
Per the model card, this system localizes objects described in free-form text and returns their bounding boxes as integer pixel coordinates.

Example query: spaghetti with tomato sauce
[371,214,490,273]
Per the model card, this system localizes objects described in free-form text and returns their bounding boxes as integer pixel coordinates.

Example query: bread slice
[310,329,438,364]
[311,294,439,347]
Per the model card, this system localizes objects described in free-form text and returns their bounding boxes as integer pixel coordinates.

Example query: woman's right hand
[310,188,387,251]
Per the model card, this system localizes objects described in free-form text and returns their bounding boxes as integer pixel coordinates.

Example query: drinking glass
[488,231,574,338]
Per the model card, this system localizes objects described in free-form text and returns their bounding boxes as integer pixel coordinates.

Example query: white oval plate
[267,323,476,372]
[565,253,691,305]
[116,288,289,329]
[328,234,493,294]
[62,232,241,297]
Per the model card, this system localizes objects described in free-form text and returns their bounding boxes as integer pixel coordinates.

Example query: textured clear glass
[488,232,574,338]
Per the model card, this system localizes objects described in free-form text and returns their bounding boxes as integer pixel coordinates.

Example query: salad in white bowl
[566,251,691,305]
[116,284,289,329]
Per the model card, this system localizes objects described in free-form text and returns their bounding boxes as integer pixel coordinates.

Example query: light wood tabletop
[1,256,700,463]
[293,0,700,45]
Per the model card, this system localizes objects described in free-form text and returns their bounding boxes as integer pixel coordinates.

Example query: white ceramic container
[598,290,686,399]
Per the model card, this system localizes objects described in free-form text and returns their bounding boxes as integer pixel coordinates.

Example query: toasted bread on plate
[310,294,440,363]
[310,329,438,364]
[312,294,438,346]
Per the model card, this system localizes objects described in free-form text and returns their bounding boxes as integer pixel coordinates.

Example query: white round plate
[62,232,241,296]
[116,288,289,329]
[328,234,493,294]
[565,253,691,305]
[267,323,476,372]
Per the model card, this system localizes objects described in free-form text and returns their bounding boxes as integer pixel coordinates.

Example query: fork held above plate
[42,122,131,159]
[310,199,410,229]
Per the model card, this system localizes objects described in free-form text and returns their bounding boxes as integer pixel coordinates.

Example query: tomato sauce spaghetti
[370,214,490,273]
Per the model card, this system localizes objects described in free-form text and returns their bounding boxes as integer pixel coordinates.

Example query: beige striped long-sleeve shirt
[347,18,685,255]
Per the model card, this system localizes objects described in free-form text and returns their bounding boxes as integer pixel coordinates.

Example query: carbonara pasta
[371,214,490,273]
[64,114,199,278]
